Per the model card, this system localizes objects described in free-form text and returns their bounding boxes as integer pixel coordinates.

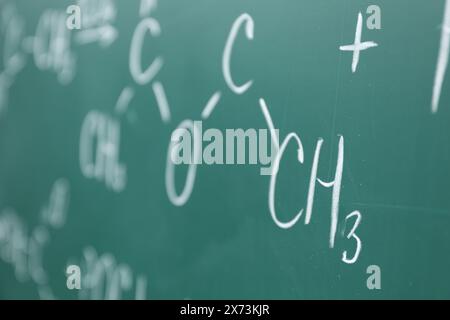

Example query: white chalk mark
[339,12,378,73]
[259,98,280,151]
[129,18,163,85]
[38,285,55,300]
[75,25,118,47]
[140,0,157,17]
[165,120,201,206]
[135,276,147,300]
[222,13,254,94]
[330,136,344,249]
[431,0,450,113]
[342,210,362,264]
[258,98,281,176]
[269,132,305,229]
[258,99,305,228]
[317,179,334,188]
[115,87,135,115]
[152,81,171,123]
[305,138,323,225]
[201,91,221,119]
[305,136,344,249]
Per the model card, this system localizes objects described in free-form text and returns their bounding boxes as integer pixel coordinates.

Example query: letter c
[269,132,305,229]
[222,13,254,95]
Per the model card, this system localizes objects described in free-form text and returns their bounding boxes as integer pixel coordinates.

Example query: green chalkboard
[1,0,450,299]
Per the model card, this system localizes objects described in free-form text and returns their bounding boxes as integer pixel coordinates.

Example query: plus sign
[339,12,378,73]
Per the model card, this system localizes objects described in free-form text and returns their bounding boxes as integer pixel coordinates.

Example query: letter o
[165,120,201,206]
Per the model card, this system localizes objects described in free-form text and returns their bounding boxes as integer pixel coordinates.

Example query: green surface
[1,0,450,299]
